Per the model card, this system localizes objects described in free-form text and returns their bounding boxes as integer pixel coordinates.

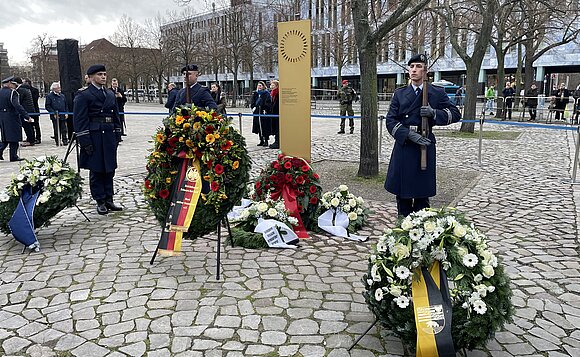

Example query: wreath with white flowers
[363,208,514,352]
[0,156,83,234]
[314,184,371,233]
[230,197,299,248]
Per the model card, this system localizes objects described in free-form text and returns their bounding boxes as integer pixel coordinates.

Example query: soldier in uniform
[174,64,217,110]
[73,64,123,215]
[0,76,30,161]
[384,54,461,217]
[337,79,357,134]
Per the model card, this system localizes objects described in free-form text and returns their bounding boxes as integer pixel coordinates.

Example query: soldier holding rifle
[384,54,461,217]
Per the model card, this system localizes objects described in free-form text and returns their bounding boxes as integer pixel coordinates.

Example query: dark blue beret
[408,54,427,66]
[87,64,106,75]
[1,76,15,84]
[181,64,198,73]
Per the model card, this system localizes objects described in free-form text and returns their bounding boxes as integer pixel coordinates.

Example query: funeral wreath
[143,105,251,239]
[0,156,83,234]
[363,208,514,352]
[315,184,371,233]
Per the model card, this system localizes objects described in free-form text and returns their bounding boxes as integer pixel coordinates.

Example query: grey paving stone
[120,341,147,356]
[2,336,31,354]
[71,341,109,357]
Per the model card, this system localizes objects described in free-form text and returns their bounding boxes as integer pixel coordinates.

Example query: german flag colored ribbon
[411,261,456,357]
[157,158,202,256]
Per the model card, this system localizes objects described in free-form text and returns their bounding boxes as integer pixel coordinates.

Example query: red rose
[292,158,302,168]
[166,147,174,155]
[313,173,320,180]
[212,111,218,118]
[302,165,309,172]
[270,174,278,183]
[309,196,318,205]
[256,188,262,196]
[159,189,170,199]
[205,126,214,133]
[183,115,191,119]
[168,137,179,147]
[278,154,285,160]
[265,184,270,189]
[214,164,224,175]
[210,181,220,192]
[273,162,281,170]
[206,160,213,169]
[285,173,293,183]
[284,161,292,170]
[298,191,305,197]
[195,150,203,159]
[296,176,305,185]
[255,181,262,189]
[221,141,233,151]
[297,204,303,212]
[145,180,153,190]
[309,185,317,194]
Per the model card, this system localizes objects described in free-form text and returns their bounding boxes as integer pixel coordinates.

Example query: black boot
[105,199,123,211]
[263,137,269,147]
[257,136,264,146]
[337,129,345,134]
[269,140,280,149]
[96,201,108,215]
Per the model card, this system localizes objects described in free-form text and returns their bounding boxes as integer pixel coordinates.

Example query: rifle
[420,69,429,171]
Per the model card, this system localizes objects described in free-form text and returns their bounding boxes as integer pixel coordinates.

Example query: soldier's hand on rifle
[83,144,94,155]
[420,105,435,119]
[407,131,431,146]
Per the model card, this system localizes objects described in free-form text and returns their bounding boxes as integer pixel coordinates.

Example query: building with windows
[0,43,10,81]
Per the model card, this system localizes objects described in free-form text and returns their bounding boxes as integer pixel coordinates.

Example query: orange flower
[156,133,166,143]
[186,139,194,147]
[232,161,239,170]
[165,177,172,184]
[193,122,201,130]
[179,137,184,142]
[175,115,185,125]
[206,134,215,144]
[183,122,191,130]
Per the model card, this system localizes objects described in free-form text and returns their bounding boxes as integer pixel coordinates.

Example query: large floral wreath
[363,208,514,352]
[0,156,83,234]
[143,105,251,239]
[252,155,321,228]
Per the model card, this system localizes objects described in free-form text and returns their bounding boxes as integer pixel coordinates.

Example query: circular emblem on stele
[280,29,308,63]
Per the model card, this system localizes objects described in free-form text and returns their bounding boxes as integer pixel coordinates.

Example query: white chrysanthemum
[482,265,495,278]
[330,197,340,207]
[401,218,413,231]
[394,295,410,308]
[0,191,10,202]
[16,174,25,181]
[395,266,410,280]
[391,243,410,260]
[409,228,423,241]
[453,223,467,237]
[338,184,348,192]
[371,264,381,282]
[416,238,430,250]
[288,216,298,225]
[433,226,445,237]
[347,212,357,221]
[257,202,268,212]
[472,299,487,315]
[423,220,436,233]
[376,241,387,253]
[343,204,351,212]
[267,208,278,217]
[463,253,478,268]
[367,279,373,286]
[431,247,447,261]
[389,285,402,297]
[374,288,383,301]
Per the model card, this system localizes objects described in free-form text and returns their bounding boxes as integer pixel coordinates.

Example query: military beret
[86,64,106,75]
[181,64,198,73]
[1,75,15,84]
[342,79,348,84]
[408,54,427,66]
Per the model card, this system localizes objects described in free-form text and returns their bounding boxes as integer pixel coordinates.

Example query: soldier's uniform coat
[73,84,122,173]
[0,87,27,143]
[385,84,461,199]
[174,83,218,110]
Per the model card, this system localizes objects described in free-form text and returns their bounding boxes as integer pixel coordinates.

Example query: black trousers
[0,141,19,161]
[89,171,115,203]
[396,197,430,217]
[51,119,68,144]
[31,115,41,141]
[22,119,35,143]
[528,105,537,120]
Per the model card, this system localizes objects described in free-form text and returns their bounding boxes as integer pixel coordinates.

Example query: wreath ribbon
[411,261,455,357]
[270,184,309,239]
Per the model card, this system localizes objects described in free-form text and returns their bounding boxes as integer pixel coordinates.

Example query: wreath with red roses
[252,155,322,229]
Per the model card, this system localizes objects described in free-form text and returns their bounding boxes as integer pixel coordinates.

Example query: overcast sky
[0,0,205,64]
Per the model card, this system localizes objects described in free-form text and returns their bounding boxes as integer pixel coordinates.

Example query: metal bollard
[55,111,60,147]
[572,125,580,183]
[238,113,243,135]
[478,110,484,167]
[378,115,384,158]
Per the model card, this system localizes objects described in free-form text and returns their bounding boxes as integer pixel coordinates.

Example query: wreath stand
[149,216,235,280]
[348,319,378,351]
[62,132,90,223]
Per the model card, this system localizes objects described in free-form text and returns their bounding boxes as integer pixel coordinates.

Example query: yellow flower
[179,137,184,142]
[193,122,201,130]
[166,177,172,184]
[203,175,211,181]
[186,139,194,147]
[183,122,191,130]
[223,128,230,135]
[170,171,178,175]
[232,161,239,170]
[206,134,215,144]
[156,133,166,143]
[175,115,185,125]
[214,132,220,140]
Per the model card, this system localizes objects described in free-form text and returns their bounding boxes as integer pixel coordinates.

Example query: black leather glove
[407,131,431,146]
[420,105,435,119]
[83,144,94,155]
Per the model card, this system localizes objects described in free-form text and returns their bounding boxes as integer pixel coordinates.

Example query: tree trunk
[357,45,379,177]
[459,63,480,133]
[233,71,239,107]
[524,41,536,90]
[514,43,523,110]
[496,47,506,119]
[158,74,163,105]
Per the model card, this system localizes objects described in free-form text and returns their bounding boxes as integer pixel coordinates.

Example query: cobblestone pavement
[0,103,579,356]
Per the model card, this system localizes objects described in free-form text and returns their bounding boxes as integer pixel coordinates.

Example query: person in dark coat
[164,83,178,113]
[502,82,516,120]
[551,83,570,121]
[251,81,272,147]
[385,54,461,217]
[110,78,127,137]
[525,83,538,121]
[73,64,123,215]
[14,77,36,146]
[210,82,227,115]
[0,76,30,161]
[45,82,68,145]
[23,78,41,144]
[268,80,280,149]
[174,64,218,110]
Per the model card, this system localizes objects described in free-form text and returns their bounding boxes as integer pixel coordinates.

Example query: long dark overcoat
[385,84,461,199]
[0,88,27,142]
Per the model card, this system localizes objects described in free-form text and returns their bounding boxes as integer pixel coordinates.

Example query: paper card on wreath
[318,209,367,242]
[254,219,298,249]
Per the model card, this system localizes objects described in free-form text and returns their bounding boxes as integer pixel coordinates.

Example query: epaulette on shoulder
[78,86,88,91]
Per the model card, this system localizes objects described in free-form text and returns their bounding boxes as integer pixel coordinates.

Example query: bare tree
[28,33,56,93]
[111,15,147,103]
[351,0,430,177]
[328,11,353,86]
[144,15,171,104]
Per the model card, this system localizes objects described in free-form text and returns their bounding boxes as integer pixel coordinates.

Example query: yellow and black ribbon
[411,261,455,357]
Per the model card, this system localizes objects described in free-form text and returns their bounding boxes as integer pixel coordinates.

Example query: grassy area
[433,130,521,140]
